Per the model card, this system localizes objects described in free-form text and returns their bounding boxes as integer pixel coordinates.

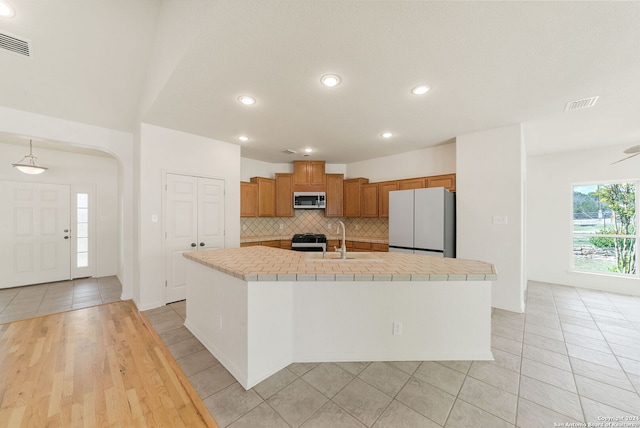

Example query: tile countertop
[240,235,389,244]
[184,246,497,282]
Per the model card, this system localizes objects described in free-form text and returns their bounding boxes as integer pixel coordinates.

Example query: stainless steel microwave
[293,192,326,209]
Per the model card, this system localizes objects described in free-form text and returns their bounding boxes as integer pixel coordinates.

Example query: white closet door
[165,174,198,304]
[197,177,225,250]
[164,174,226,304]
[0,181,71,289]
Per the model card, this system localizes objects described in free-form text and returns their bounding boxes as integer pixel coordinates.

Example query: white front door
[0,181,71,289]
[165,174,225,303]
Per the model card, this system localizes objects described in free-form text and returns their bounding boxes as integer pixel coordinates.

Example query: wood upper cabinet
[361,183,379,218]
[325,174,344,217]
[427,174,456,192]
[398,178,426,190]
[240,182,258,217]
[275,173,294,217]
[250,177,275,217]
[293,161,326,187]
[343,178,368,218]
[378,181,398,218]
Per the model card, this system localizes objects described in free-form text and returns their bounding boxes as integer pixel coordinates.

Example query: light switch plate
[492,216,508,225]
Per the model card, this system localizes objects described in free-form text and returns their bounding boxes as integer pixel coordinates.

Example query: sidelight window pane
[77,193,88,208]
[76,193,89,269]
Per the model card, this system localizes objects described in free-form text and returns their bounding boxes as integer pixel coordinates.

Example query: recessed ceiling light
[238,136,249,142]
[238,95,256,105]
[321,74,341,87]
[381,132,393,138]
[304,148,313,153]
[0,1,15,17]
[411,85,430,95]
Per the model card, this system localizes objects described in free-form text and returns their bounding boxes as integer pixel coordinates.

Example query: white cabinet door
[165,174,225,304]
[0,181,71,288]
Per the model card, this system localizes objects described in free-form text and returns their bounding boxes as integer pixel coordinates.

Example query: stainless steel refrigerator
[388,187,456,257]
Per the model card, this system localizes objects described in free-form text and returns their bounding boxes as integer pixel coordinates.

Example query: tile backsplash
[241,210,388,239]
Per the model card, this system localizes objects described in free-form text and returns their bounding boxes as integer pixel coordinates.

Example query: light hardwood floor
[0,300,218,428]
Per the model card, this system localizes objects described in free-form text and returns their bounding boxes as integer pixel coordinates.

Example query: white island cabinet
[184,246,496,390]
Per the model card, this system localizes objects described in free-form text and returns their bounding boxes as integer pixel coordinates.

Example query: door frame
[161,170,228,304]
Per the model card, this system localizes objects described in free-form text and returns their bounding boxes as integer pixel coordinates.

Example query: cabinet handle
[199,242,205,247]
[191,243,196,247]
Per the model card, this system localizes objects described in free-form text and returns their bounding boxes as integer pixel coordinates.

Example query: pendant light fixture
[11,139,48,174]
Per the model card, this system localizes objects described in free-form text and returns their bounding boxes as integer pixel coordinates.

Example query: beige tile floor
[144,281,640,427]
[0,276,122,324]
[3,279,638,427]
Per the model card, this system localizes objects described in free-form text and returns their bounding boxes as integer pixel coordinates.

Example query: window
[572,182,637,276]
[76,193,89,268]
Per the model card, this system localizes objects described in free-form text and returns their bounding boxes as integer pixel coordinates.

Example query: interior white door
[165,174,225,304]
[197,177,225,251]
[0,181,71,289]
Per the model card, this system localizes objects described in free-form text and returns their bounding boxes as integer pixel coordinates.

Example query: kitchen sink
[305,252,383,262]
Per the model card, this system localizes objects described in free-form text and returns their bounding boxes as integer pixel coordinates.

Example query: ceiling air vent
[282,149,297,155]
[565,96,599,112]
[0,32,31,58]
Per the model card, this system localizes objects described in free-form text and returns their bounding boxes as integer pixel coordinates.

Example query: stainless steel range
[291,233,327,252]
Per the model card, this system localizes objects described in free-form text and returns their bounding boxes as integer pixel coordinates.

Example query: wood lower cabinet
[240,241,261,247]
[240,182,258,217]
[361,183,379,218]
[250,177,276,217]
[352,241,371,252]
[280,240,292,250]
[240,240,292,249]
[275,173,294,217]
[378,181,398,218]
[398,178,426,190]
[325,174,344,217]
[343,178,369,218]
[427,174,456,192]
[371,243,388,252]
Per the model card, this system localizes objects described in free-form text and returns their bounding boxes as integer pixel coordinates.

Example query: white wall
[0,143,119,277]
[346,143,456,181]
[0,106,135,300]
[457,125,526,312]
[528,145,640,296]
[138,124,241,310]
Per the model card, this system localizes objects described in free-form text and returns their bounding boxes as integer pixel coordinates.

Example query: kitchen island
[183,246,496,389]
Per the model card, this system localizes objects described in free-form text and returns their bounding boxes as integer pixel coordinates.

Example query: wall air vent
[282,149,297,154]
[565,96,599,112]
[0,32,31,58]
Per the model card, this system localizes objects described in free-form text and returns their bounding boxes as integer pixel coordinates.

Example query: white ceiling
[1,0,638,164]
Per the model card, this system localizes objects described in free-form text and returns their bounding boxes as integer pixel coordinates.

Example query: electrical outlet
[279,223,284,230]
[355,224,360,230]
[393,321,403,335]
[327,223,332,230]
[242,224,247,231]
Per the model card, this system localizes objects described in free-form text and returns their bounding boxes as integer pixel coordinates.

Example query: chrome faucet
[336,220,347,259]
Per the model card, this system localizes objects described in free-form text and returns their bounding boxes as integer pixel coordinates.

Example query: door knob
[191,243,196,247]
[64,229,69,233]
[199,242,205,247]
[64,236,69,239]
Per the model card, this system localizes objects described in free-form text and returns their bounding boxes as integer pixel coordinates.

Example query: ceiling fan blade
[610,152,640,165]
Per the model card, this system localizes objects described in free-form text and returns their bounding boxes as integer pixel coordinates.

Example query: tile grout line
[580,290,640,407]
